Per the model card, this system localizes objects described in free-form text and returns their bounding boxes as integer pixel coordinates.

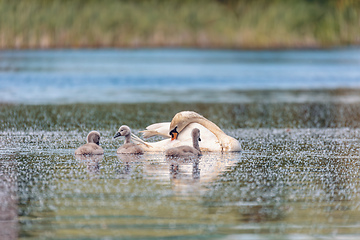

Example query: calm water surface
[1,128,360,239]
[1,48,360,239]
[1,48,360,103]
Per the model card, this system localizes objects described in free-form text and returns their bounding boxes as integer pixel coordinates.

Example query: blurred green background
[1,0,359,49]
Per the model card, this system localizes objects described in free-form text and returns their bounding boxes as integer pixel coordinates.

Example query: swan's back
[75,143,104,155]
[165,145,200,157]
[117,143,144,154]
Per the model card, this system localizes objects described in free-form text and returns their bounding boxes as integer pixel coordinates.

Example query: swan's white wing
[140,122,171,139]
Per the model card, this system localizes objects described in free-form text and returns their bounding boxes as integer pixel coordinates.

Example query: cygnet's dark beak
[114,132,122,139]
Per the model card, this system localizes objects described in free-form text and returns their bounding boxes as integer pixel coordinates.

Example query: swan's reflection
[166,156,202,197]
[142,152,241,196]
[75,154,103,175]
[167,156,201,180]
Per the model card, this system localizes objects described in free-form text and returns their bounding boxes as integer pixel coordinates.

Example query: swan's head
[87,131,101,145]
[169,111,204,140]
[169,126,178,141]
[114,125,131,138]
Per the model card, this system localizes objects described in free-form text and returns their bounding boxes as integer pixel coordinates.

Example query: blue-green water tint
[1,48,360,104]
[1,128,360,239]
[1,48,360,239]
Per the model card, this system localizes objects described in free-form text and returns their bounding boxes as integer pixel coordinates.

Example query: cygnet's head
[191,128,201,142]
[87,131,101,145]
[114,125,131,139]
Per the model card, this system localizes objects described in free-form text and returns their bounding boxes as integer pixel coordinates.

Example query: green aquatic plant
[1,101,360,132]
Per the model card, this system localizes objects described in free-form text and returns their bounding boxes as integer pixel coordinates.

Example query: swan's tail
[131,133,153,149]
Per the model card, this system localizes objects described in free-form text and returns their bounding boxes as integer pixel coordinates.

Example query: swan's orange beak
[169,127,178,141]
[171,132,178,141]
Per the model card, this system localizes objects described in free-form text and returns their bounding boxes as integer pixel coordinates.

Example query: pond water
[1,48,360,103]
[1,128,360,240]
[1,48,360,239]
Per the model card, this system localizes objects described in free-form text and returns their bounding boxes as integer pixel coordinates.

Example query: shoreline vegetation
[1,0,359,49]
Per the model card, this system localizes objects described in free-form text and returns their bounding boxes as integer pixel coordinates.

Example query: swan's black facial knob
[169,126,178,141]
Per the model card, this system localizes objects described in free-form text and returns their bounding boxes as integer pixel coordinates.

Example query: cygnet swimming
[165,128,201,157]
[75,131,104,155]
[114,125,144,154]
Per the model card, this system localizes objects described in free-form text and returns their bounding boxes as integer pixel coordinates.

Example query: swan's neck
[193,117,227,139]
[193,137,200,152]
[124,134,131,144]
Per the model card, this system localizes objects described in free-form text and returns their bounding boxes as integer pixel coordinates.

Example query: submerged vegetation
[1,102,360,131]
[0,0,359,49]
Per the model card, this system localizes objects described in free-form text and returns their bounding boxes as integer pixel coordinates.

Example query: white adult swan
[131,111,242,152]
[75,131,104,155]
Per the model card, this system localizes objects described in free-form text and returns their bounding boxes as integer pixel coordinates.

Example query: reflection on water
[75,154,103,175]
[1,128,360,239]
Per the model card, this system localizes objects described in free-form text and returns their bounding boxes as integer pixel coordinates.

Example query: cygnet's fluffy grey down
[75,131,104,155]
[165,128,201,157]
[114,125,144,154]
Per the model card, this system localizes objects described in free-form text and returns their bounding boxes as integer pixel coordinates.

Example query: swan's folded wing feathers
[140,122,171,138]
[140,130,166,139]
[130,133,153,148]
[145,122,169,130]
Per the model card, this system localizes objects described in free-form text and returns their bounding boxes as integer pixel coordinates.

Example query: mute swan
[75,131,104,155]
[114,125,144,154]
[165,128,201,157]
[131,111,242,152]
